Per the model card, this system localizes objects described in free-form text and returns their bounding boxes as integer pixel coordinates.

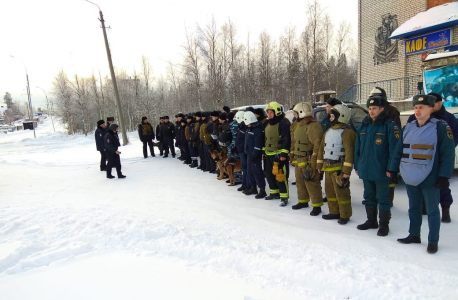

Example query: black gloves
[389,172,398,184]
[339,177,350,189]
[436,177,450,190]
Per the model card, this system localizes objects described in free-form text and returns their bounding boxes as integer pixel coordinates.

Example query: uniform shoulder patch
[394,130,400,139]
[447,130,453,140]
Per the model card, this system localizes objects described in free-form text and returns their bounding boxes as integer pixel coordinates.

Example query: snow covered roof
[390,2,458,39]
[424,50,458,61]
[312,90,336,96]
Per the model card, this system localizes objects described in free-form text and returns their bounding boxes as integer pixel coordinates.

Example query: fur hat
[142,116,147,121]
[227,112,235,121]
[195,112,202,118]
[97,120,105,126]
[107,117,115,122]
[109,124,119,131]
[428,92,442,102]
[366,96,387,108]
[412,94,435,107]
[211,110,220,117]
[163,116,169,119]
[222,106,231,113]
[186,115,193,120]
[246,106,255,113]
[177,113,185,118]
[326,98,342,106]
[219,113,227,120]
[254,108,265,116]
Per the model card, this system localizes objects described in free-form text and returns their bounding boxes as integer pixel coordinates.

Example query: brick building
[351,0,458,102]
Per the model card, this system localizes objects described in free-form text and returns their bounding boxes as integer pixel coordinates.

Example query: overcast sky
[0,0,357,108]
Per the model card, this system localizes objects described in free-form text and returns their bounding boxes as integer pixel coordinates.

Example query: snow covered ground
[1,118,457,300]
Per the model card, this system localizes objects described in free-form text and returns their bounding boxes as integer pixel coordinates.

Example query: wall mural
[373,13,399,65]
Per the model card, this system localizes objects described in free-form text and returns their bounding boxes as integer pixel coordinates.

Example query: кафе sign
[405,28,452,55]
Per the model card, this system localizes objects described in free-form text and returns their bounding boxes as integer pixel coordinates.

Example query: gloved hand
[339,177,350,189]
[389,172,398,184]
[436,177,450,190]
[319,172,324,181]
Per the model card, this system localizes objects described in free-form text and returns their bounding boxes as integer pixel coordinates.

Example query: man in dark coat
[175,113,185,160]
[160,116,176,158]
[406,92,458,223]
[138,116,155,158]
[95,120,107,171]
[156,117,164,156]
[104,124,126,179]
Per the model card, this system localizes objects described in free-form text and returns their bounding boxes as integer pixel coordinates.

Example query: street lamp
[10,55,36,138]
[84,0,129,145]
[36,86,55,132]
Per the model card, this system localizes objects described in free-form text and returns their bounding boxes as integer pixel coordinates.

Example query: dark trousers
[188,141,198,161]
[265,155,289,198]
[158,141,164,155]
[440,188,453,207]
[406,185,441,244]
[163,136,175,156]
[106,152,122,177]
[198,141,206,169]
[247,156,265,188]
[99,150,107,170]
[142,140,155,158]
[203,144,215,171]
[363,179,391,211]
[240,153,248,185]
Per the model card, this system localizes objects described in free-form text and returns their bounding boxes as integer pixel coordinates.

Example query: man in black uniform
[156,117,164,156]
[95,120,107,171]
[175,113,185,160]
[160,116,176,158]
[138,116,155,158]
[104,124,126,179]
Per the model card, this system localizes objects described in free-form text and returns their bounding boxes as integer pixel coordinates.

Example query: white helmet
[243,111,257,125]
[293,102,313,118]
[235,111,245,124]
[331,104,351,124]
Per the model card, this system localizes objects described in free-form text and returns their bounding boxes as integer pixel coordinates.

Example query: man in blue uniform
[354,94,401,236]
[394,94,455,254]
[406,92,458,223]
[95,120,107,171]
[104,124,126,179]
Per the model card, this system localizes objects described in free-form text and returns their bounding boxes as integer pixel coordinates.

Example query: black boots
[292,202,309,210]
[237,184,247,192]
[322,213,339,220]
[377,210,391,237]
[189,161,198,168]
[243,186,258,195]
[427,243,438,254]
[357,206,379,230]
[397,236,421,244]
[265,194,280,200]
[338,218,349,225]
[279,198,288,207]
[100,165,106,171]
[310,207,322,216]
[442,205,451,223]
[255,188,267,199]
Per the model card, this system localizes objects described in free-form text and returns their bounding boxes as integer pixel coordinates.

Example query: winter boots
[255,188,267,199]
[237,185,247,192]
[243,186,258,196]
[357,206,379,230]
[265,194,280,200]
[189,160,198,168]
[338,218,349,225]
[377,210,391,237]
[279,198,288,207]
[310,207,322,216]
[427,243,438,254]
[397,236,421,244]
[292,202,309,210]
[441,205,451,223]
[322,213,339,220]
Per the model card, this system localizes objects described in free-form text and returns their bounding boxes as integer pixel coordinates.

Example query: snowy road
[1,119,457,300]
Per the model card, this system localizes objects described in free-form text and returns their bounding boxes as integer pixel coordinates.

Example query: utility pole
[36,86,55,132]
[85,0,128,145]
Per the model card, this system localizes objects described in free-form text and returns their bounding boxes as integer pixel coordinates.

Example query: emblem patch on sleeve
[375,138,383,145]
[447,131,453,140]
[394,131,400,139]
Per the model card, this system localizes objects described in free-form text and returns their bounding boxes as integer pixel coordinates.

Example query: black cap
[109,124,119,131]
[428,92,442,102]
[211,111,220,117]
[142,116,147,121]
[107,117,115,122]
[186,115,193,120]
[326,98,342,106]
[219,113,227,120]
[222,106,230,113]
[177,113,185,118]
[97,120,105,126]
[254,108,264,116]
[195,112,202,118]
[246,106,255,113]
[227,112,235,121]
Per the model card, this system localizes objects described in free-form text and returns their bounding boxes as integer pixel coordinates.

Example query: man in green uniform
[263,101,291,207]
[354,94,401,235]
[317,104,356,225]
[394,94,455,254]
[290,102,324,215]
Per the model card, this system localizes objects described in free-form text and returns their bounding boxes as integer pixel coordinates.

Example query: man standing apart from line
[394,94,454,254]
[104,124,126,179]
[138,116,155,158]
[263,101,291,207]
[354,94,400,235]
[95,119,107,171]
